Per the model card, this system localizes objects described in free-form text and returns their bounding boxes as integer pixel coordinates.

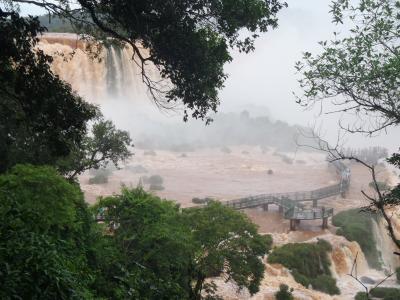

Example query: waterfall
[372,217,400,272]
[38,33,150,104]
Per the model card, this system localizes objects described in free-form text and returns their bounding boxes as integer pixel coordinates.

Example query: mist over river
[38,33,400,300]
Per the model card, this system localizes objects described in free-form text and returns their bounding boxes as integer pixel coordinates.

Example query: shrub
[275,284,294,300]
[354,292,368,300]
[0,165,96,299]
[149,184,165,191]
[242,150,249,155]
[267,169,274,175]
[89,173,108,184]
[89,167,112,177]
[370,287,400,299]
[396,267,400,283]
[268,239,339,295]
[148,175,163,185]
[311,275,340,295]
[332,209,381,269]
[220,146,231,154]
[192,197,215,204]
[147,175,164,191]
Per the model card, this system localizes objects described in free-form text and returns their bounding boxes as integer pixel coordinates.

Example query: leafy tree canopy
[0,165,96,299]
[7,0,287,121]
[0,9,97,173]
[182,201,272,298]
[0,10,132,176]
[95,191,271,299]
[57,117,132,179]
[296,0,400,134]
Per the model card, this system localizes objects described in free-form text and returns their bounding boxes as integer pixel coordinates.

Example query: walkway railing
[220,160,350,221]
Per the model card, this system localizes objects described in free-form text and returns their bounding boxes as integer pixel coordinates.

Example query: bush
[148,175,163,185]
[370,287,400,299]
[147,175,164,191]
[149,184,165,191]
[354,292,368,300]
[0,165,96,299]
[89,173,108,184]
[275,284,294,300]
[267,169,274,175]
[396,267,400,283]
[332,209,381,269]
[311,275,340,295]
[268,239,339,295]
[89,167,113,177]
[220,146,231,154]
[192,197,214,204]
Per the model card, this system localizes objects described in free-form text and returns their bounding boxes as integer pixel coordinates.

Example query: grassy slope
[332,209,381,270]
[268,239,340,295]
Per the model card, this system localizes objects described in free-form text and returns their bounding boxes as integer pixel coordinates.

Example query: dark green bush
[396,267,400,283]
[268,239,339,295]
[89,173,108,184]
[0,165,96,299]
[311,275,340,295]
[192,197,214,204]
[370,287,400,300]
[275,284,294,300]
[354,292,368,300]
[332,209,381,269]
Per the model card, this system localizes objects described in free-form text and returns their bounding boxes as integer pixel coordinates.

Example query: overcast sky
[220,0,399,152]
[17,0,400,152]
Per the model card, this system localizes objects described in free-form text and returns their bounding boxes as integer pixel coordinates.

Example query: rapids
[38,33,400,299]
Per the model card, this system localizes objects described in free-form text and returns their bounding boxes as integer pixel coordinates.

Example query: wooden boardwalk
[221,161,350,230]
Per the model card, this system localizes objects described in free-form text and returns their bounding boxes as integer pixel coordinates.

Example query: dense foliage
[356,287,400,300]
[0,165,97,299]
[268,239,340,295]
[9,0,287,121]
[296,0,400,134]
[0,10,97,173]
[0,10,131,177]
[370,287,400,300]
[332,209,381,269]
[183,202,272,297]
[275,284,294,300]
[95,192,272,299]
[0,166,271,299]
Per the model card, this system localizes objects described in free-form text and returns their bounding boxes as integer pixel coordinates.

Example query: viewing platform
[220,160,350,231]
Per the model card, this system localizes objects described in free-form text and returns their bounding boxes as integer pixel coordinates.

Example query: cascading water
[38,33,150,104]
[372,216,400,272]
